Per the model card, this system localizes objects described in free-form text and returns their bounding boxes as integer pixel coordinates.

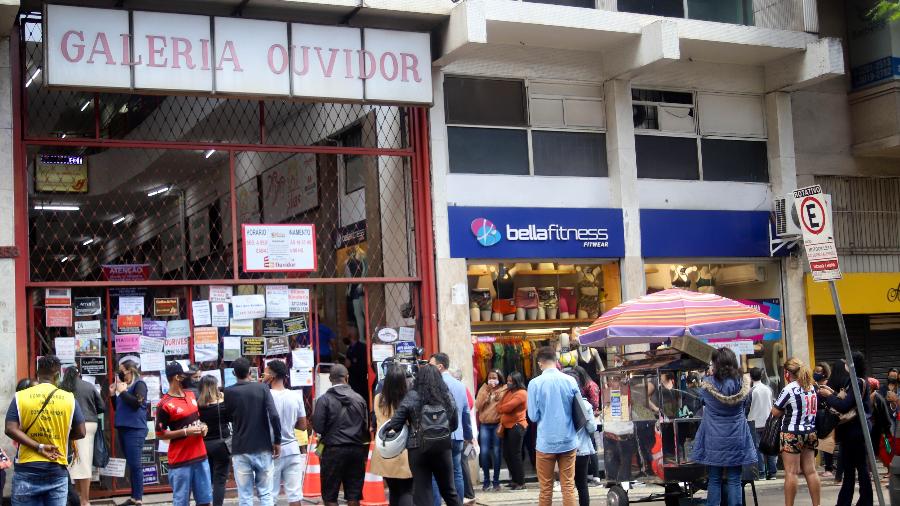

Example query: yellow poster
[35,154,88,193]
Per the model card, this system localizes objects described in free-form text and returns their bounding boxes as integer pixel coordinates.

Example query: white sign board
[793,185,841,282]
[45,5,433,104]
[242,224,316,273]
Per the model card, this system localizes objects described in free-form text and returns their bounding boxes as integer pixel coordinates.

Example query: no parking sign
[793,185,841,282]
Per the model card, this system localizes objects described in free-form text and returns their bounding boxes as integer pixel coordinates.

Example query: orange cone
[303,437,322,499]
[361,442,388,506]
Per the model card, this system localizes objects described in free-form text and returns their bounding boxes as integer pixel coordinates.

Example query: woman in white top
[771,357,821,506]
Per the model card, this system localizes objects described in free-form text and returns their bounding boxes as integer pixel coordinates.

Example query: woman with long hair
[772,358,821,506]
[819,351,873,506]
[474,369,506,492]
[109,359,148,505]
[690,348,756,506]
[197,375,231,506]
[61,366,104,506]
[813,362,838,480]
[371,365,414,506]
[564,369,597,506]
[497,371,528,490]
[384,364,461,506]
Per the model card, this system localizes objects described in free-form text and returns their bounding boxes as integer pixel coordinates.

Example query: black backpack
[418,402,452,447]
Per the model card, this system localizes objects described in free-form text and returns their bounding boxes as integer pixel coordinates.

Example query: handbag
[216,401,232,454]
[572,393,588,433]
[759,413,782,456]
[92,420,109,468]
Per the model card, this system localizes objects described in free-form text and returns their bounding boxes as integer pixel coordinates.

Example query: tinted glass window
[448,127,530,175]
[618,0,684,18]
[687,0,753,25]
[701,139,768,182]
[444,77,527,126]
[532,131,607,177]
[524,0,595,7]
[635,135,699,180]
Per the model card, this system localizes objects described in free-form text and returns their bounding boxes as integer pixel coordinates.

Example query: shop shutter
[867,314,900,382]
[811,315,869,371]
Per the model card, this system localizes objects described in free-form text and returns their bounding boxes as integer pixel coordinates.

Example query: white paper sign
[209,286,233,303]
[164,337,189,356]
[119,296,144,316]
[142,375,161,402]
[99,458,127,477]
[242,224,316,273]
[232,294,266,320]
[55,337,76,362]
[265,286,290,318]
[709,339,755,356]
[140,352,166,372]
[211,302,230,327]
[292,347,315,369]
[75,320,101,334]
[399,326,416,342]
[166,319,191,339]
[140,336,165,354]
[289,289,310,313]
[192,300,212,326]
[291,368,313,387]
[372,343,394,362]
[194,343,218,362]
[157,439,169,453]
[230,319,254,336]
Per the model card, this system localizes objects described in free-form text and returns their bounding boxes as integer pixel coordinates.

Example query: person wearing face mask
[497,372,528,490]
[474,369,506,492]
[110,360,149,505]
[878,367,899,418]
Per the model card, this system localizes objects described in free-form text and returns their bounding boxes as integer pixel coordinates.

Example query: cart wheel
[664,483,684,506]
[607,485,629,506]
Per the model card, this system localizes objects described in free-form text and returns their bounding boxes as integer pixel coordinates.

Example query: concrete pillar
[604,79,645,301]
[766,91,811,365]
[429,69,475,387]
[0,35,17,479]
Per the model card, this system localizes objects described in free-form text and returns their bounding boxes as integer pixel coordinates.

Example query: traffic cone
[303,437,322,499]
[361,442,388,506]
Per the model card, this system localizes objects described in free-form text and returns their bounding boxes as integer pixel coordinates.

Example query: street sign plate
[793,185,841,282]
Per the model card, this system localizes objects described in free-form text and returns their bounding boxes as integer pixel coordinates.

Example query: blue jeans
[117,426,148,499]
[478,424,501,487]
[752,428,778,478]
[707,465,742,506]
[233,452,274,506]
[11,471,68,506]
[169,460,213,506]
[432,440,465,506]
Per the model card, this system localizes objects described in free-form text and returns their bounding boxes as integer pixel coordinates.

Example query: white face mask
[488,379,499,387]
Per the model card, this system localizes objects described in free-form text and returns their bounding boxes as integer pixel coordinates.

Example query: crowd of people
[3,345,898,506]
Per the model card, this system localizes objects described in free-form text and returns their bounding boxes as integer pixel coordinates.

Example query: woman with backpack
[383,364,461,506]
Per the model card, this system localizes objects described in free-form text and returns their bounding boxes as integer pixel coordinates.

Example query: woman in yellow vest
[5,355,86,505]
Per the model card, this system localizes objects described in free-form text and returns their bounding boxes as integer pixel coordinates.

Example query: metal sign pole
[828,280,886,506]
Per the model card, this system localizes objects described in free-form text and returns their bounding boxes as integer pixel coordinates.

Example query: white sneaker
[553,481,561,492]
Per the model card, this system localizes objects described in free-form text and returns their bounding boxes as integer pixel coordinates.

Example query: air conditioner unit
[716,264,766,286]
[773,194,802,238]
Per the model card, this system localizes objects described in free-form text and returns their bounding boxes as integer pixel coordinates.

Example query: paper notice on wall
[75,320,101,334]
[372,343,394,363]
[157,439,169,454]
[75,336,102,356]
[209,286,233,303]
[140,336,165,354]
[142,320,167,338]
[194,327,219,361]
[141,352,165,372]
[451,283,468,305]
[223,336,241,361]
[289,288,310,313]
[192,300,212,326]
[230,318,254,336]
[46,309,73,329]
[292,347,315,369]
[211,302,230,327]
[709,339,755,356]
[143,375,161,402]
[265,285,290,318]
[232,294,266,320]
[266,335,290,356]
[223,368,237,387]
[291,367,313,387]
[99,458,127,477]
[119,296,144,316]
[115,334,141,354]
[398,326,416,342]
[55,337,76,362]
[164,337,189,356]
[165,319,189,338]
[241,337,265,356]
[117,315,142,334]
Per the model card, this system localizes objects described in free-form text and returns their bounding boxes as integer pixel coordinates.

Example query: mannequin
[492,264,517,321]
[345,246,367,342]
[537,286,558,320]
[696,265,718,294]
[576,266,603,319]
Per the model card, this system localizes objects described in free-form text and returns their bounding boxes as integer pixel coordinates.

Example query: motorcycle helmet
[376,422,408,459]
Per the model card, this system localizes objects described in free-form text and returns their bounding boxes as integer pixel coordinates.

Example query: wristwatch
[37,443,45,452]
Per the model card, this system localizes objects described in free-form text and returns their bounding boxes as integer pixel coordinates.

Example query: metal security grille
[16,14,437,498]
[816,176,900,255]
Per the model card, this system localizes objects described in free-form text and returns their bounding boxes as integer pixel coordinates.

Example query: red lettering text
[216,40,243,72]
[200,39,211,70]
[267,44,289,74]
[358,50,376,80]
[315,47,339,78]
[292,46,310,76]
[61,30,85,63]
[171,37,195,69]
[87,33,114,65]
[400,53,421,83]
[380,52,398,81]
[146,35,167,67]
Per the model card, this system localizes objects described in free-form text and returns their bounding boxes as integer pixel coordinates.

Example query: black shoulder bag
[216,401,233,454]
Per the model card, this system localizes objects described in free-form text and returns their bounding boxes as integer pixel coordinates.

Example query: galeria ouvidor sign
[44,4,432,104]
[793,185,842,282]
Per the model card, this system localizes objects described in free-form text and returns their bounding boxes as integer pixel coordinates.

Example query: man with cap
[156,361,213,506]
[311,364,370,506]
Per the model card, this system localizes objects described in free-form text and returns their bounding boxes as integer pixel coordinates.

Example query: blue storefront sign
[640,209,773,258]
[448,206,625,259]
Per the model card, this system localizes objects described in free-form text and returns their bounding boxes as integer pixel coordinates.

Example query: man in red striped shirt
[156,362,212,506]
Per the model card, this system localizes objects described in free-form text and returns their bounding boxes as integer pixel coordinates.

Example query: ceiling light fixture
[60,255,70,263]
[60,133,67,139]
[112,216,127,225]
[147,186,170,197]
[34,205,80,211]
[204,149,216,158]
[25,67,41,87]
[82,238,94,246]
[80,100,91,112]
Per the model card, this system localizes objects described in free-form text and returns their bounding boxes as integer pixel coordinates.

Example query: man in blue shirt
[527,346,578,506]
[429,353,473,505]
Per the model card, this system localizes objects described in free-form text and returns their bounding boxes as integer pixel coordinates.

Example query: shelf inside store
[466,269,576,277]
[470,318,595,332]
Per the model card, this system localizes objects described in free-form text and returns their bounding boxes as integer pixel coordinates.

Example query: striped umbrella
[579,288,780,348]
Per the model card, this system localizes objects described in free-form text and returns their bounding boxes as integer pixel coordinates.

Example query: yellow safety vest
[14,383,76,466]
